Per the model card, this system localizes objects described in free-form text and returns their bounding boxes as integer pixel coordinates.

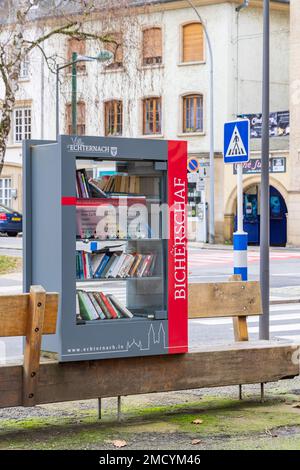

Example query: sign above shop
[233,157,286,175]
[238,111,289,138]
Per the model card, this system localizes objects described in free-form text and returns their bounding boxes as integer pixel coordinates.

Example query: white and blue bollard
[233,231,248,281]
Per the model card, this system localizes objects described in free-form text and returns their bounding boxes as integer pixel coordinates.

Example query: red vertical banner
[167,140,188,354]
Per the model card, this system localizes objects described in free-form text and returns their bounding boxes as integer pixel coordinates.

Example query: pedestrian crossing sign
[223,119,250,164]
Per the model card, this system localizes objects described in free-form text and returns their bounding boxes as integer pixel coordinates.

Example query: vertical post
[98,397,102,420]
[259,0,270,340]
[209,63,215,244]
[260,383,265,402]
[71,52,77,135]
[233,164,248,280]
[117,396,122,422]
[56,64,59,139]
[23,285,46,407]
[41,52,45,139]
[237,164,243,233]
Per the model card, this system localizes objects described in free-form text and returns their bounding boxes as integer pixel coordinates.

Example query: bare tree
[0,0,143,175]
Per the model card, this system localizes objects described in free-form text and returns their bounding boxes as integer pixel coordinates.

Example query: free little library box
[23,135,188,362]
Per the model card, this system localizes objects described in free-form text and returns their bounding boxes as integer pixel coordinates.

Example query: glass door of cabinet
[74,158,167,325]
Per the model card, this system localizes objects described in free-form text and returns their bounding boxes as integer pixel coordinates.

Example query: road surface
[188,245,300,288]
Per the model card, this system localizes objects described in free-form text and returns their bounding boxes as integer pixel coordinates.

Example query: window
[67,38,86,72]
[0,178,12,207]
[105,100,123,136]
[20,56,30,79]
[66,101,86,135]
[183,94,203,133]
[182,23,204,63]
[142,27,162,66]
[105,33,123,70]
[14,107,31,143]
[143,97,162,135]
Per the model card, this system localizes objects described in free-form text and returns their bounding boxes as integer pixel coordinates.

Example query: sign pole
[237,163,243,233]
[259,0,270,340]
[233,163,248,281]
[223,119,250,282]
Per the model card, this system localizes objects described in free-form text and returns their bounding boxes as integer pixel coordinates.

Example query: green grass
[1,395,300,450]
[0,255,21,275]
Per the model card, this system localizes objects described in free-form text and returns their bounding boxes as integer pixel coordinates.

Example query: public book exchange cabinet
[23,136,188,362]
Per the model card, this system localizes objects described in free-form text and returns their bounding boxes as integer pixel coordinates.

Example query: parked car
[0,204,22,237]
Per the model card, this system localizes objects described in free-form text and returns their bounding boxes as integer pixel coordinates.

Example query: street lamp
[186,0,215,244]
[55,50,113,138]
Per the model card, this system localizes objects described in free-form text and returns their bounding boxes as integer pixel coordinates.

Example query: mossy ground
[0,255,21,275]
[1,386,300,450]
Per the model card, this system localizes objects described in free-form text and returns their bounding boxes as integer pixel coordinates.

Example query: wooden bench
[0,281,298,414]
[0,285,58,406]
[188,279,262,342]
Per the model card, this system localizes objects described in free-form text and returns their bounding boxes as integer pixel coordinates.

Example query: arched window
[182,94,203,133]
[182,23,204,63]
[142,27,162,65]
[105,100,123,136]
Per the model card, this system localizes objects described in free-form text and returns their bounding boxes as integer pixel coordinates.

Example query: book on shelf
[77,291,99,321]
[88,178,108,198]
[76,172,142,199]
[107,294,134,319]
[96,174,141,195]
[76,249,157,280]
[76,169,92,199]
[76,290,133,321]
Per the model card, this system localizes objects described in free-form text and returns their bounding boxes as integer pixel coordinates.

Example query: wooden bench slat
[0,292,58,337]
[188,281,262,318]
[0,341,298,408]
[23,286,46,406]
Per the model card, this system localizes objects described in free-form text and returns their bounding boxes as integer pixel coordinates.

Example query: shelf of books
[23,136,188,361]
[75,159,166,326]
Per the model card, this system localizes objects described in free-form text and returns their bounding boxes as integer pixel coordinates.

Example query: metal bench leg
[98,398,102,420]
[260,383,265,403]
[117,396,122,422]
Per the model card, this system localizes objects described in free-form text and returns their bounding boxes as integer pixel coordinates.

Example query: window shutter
[77,102,85,125]
[143,28,162,64]
[182,23,204,62]
[67,38,86,71]
[66,102,85,135]
[105,33,123,68]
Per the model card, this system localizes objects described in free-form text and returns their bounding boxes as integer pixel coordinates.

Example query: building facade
[289,0,300,245]
[0,0,290,244]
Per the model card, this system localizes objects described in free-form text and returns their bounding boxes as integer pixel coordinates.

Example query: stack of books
[77,290,134,321]
[97,175,140,194]
[76,249,157,280]
[76,171,141,199]
[76,171,108,198]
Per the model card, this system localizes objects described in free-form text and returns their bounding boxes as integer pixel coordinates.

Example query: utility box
[23,136,188,362]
